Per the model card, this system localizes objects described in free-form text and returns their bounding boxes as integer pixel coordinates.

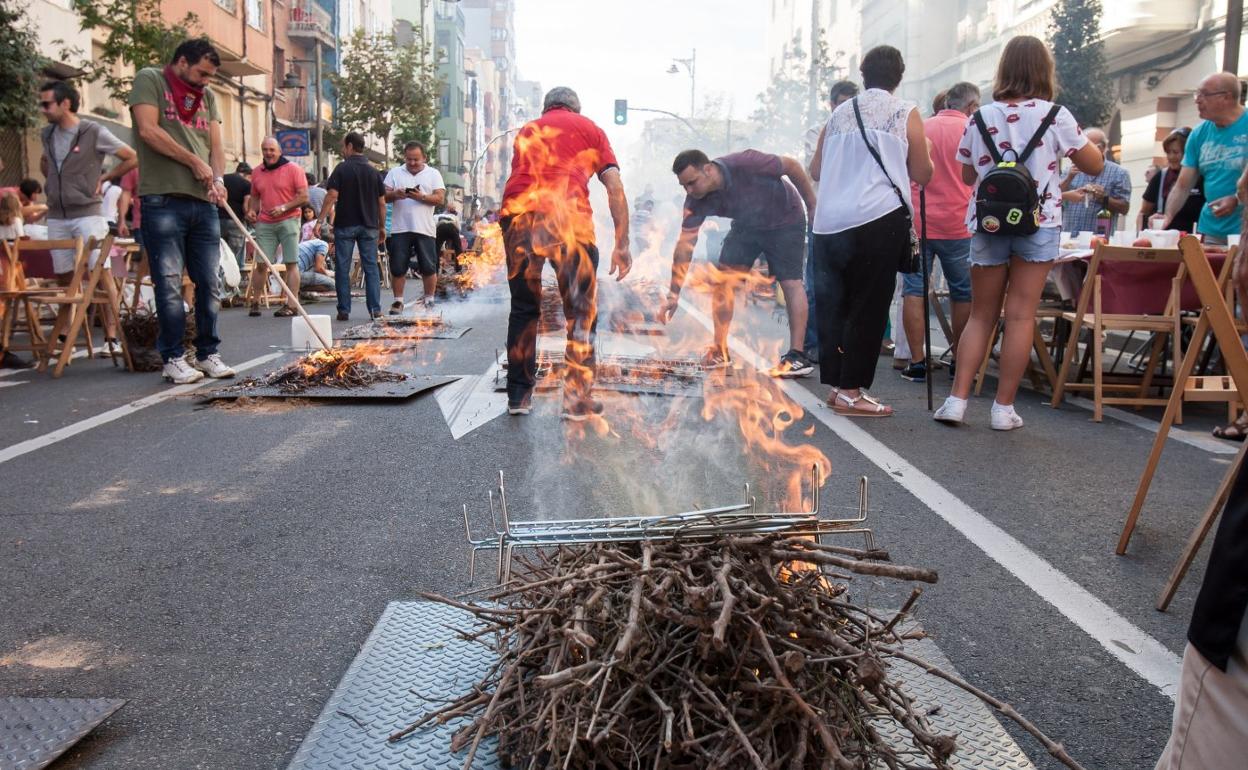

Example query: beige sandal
[829,389,893,418]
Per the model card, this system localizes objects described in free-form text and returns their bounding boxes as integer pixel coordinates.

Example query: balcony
[289,1,336,49]
[287,86,333,128]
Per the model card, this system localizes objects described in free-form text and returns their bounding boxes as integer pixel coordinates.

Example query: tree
[0,0,45,130]
[57,0,198,104]
[332,29,439,162]
[1048,0,1115,127]
[750,38,841,159]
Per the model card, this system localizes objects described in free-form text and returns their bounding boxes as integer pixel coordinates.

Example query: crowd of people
[1,29,1246,767]
[0,38,475,379]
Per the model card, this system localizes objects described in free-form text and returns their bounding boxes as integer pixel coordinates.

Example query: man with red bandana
[128,38,234,385]
[500,86,632,421]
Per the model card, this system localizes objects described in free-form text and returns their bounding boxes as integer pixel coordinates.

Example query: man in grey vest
[38,81,137,277]
[38,81,137,350]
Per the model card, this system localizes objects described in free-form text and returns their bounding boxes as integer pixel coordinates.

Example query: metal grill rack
[493,350,710,397]
[461,466,876,582]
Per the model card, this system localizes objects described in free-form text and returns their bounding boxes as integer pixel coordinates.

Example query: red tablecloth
[1098,253,1226,315]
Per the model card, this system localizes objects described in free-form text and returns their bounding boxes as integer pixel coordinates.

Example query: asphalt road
[0,278,1231,770]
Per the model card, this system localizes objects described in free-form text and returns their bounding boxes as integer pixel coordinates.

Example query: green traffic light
[614,99,627,125]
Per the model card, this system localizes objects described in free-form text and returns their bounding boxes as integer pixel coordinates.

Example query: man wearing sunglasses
[1162,72,1247,244]
[37,81,137,277]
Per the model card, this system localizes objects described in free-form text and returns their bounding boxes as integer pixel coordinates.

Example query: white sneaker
[990,402,1024,431]
[933,396,967,425]
[423,295,437,309]
[192,354,236,379]
[163,357,204,384]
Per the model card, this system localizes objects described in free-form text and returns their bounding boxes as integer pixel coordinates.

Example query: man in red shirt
[247,136,308,317]
[901,81,979,383]
[500,87,632,421]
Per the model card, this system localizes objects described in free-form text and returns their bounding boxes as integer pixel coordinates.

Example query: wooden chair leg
[1093,316,1104,422]
[1156,441,1247,611]
[1119,319,1207,554]
[1033,322,1060,393]
[1051,321,1083,408]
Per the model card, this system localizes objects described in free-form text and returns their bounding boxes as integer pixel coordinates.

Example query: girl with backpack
[934,35,1104,430]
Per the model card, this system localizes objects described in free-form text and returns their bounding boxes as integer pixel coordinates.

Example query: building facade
[435,0,470,193]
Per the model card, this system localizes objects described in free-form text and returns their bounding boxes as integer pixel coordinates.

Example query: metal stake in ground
[220,203,332,350]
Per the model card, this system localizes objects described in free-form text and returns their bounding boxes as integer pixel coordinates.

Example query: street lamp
[667,48,696,119]
[469,126,521,213]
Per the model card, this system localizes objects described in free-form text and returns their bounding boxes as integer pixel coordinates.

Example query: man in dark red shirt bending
[660,148,818,378]
[500,86,632,421]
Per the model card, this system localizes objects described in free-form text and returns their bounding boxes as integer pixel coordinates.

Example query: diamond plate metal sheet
[286,602,501,770]
[288,602,1033,770]
[204,375,461,401]
[0,697,126,770]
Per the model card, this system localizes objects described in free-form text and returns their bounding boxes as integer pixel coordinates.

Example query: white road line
[1065,396,1238,455]
[0,352,283,466]
[682,300,1183,699]
[0,381,25,389]
[0,350,88,378]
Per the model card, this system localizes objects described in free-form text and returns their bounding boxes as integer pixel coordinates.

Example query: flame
[296,342,392,379]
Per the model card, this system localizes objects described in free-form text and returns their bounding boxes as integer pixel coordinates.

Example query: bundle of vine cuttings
[395,536,1085,770]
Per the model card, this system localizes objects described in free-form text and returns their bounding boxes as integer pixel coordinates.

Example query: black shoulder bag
[852,97,920,274]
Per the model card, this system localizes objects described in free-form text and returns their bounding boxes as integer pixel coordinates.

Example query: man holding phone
[383,141,445,312]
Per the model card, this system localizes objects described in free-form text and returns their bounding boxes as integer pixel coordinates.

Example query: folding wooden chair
[1117,236,1248,609]
[1,238,87,369]
[971,297,1062,396]
[32,234,133,376]
[1050,242,1187,421]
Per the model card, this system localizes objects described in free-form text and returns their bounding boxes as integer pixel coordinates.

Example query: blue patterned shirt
[1061,160,1132,234]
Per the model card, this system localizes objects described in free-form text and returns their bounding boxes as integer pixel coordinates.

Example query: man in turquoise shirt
[1165,71,1248,243]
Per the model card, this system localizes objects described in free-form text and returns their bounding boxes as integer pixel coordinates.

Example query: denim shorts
[902,237,972,301]
[970,227,1061,267]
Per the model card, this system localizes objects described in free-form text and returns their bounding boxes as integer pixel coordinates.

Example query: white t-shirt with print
[383,164,445,236]
[956,99,1088,230]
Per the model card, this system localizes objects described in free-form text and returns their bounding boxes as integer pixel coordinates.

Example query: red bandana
[163,65,205,124]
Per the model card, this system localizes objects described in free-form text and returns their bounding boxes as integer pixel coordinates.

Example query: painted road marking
[436,361,509,440]
[0,353,283,466]
[681,300,1182,699]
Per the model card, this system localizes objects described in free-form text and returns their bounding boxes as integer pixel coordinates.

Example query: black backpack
[971,104,1061,236]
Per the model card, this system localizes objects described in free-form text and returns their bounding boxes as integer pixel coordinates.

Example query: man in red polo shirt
[247,136,308,317]
[901,81,980,383]
[500,86,632,421]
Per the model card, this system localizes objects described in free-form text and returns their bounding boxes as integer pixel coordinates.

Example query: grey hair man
[246,135,309,317]
[499,86,632,421]
[898,81,980,384]
[543,86,581,114]
[1059,126,1132,235]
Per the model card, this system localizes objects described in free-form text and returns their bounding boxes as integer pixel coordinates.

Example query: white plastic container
[291,315,332,350]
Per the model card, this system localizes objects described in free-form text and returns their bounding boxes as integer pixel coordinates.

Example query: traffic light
[614,99,628,125]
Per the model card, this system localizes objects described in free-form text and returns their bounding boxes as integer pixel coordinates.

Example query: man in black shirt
[220,162,251,270]
[318,132,386,320]
[1154,459,1248,768]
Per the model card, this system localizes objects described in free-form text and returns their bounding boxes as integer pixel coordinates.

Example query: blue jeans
[142,194,221,361]
[901,237,973,302]
[333,225,381,316]
[803,227,818,353]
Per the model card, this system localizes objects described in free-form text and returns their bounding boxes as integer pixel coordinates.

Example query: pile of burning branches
[395,537,1085,770]
[230,346,406,393]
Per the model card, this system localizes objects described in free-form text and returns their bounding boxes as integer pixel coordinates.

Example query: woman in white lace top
[808,45,933,417]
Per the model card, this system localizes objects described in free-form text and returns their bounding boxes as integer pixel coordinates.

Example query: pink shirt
[119,168,141,229]
[911,109,975,240]
[251,161,307,223]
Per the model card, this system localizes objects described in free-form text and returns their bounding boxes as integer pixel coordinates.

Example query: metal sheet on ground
[286,601,1034,770]
[0,697,126,770]
[339,323,471,341]
[204,375,461,401]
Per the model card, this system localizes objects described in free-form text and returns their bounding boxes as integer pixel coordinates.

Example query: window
[214,0,238,13]
[247,0,264,31]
